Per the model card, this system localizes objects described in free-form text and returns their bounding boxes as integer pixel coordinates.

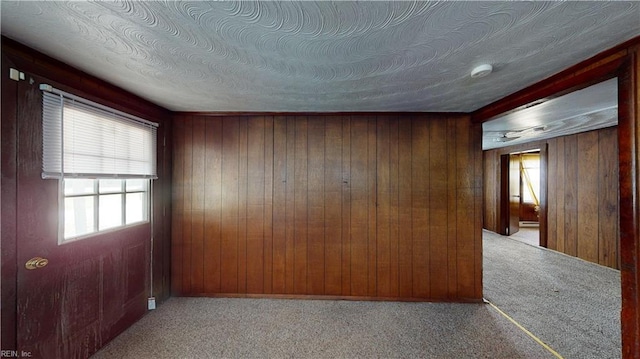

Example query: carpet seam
[484,298,564,359]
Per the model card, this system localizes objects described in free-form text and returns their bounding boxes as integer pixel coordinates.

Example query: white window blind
[41,84,158,179]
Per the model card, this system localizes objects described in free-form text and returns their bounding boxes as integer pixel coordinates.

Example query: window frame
[40,84,158,244]
[61,178,151,244]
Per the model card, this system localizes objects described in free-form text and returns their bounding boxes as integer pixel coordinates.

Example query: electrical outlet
[148,297,156,310]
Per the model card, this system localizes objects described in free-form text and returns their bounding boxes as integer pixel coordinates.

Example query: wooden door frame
[473,36,640,359]
[495,146,548,246]
[618,50,640,359]
[539,144,548,248]
[498,154,510,235]
[508,153,521,236]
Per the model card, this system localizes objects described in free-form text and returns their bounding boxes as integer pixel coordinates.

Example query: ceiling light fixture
[505,125,546,138]
[470,64,493,78]
[493,125,547,142]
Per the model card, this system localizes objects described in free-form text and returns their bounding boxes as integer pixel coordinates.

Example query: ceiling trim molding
[472,35,640,123]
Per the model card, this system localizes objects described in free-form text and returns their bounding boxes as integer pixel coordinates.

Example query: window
[521,153,540,205]
[64,179,149,240]
[41,84,158,243]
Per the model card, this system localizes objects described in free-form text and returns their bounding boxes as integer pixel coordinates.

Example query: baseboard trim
[171,292,484,303]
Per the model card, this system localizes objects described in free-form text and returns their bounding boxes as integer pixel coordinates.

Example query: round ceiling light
[471,64,493,78]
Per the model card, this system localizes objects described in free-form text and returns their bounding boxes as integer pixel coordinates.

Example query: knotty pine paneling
[172,114,482,301]
[483,127,619,269]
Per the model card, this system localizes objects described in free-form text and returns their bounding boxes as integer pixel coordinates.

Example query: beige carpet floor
[483,229,620,359]
[510,225,540,247]
[92,230,620,358]
[92,297,553,358]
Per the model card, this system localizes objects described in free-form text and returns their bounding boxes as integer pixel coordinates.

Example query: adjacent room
[1,2,639,358]
[480,77,622,358]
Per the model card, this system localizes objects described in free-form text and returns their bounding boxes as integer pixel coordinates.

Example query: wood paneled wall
[483,151,500,233]
[547,127,619,268]
[483,127,619,269]
[172,114,483,301]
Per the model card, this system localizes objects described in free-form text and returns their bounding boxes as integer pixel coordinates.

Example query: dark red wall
[1,37,172,357]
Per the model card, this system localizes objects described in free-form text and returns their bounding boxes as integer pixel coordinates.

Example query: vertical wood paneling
[237,118,249,293]
[482,150,496,232]
[285,117,296,294]
[546,139,558,250]
[341,116,352,296]
[173,113,482,300]
[376,117,391,297]
[397,119,413,298]
[171,118,185,294]
[324,117,343,295]
[272,116,287,293]
[598,127,619,268]
[220,118,239,293]
[411,119,430,298]
[564,135,579,256]
[577,131,600,263]
[471,122,483,299]
[263,117,275,294]
[429,119,449,298]
[191,118,206,293]
[182,117,193,294]
[349,118,369,296]
[367,119,378,296]
[447,118,459,297]
[556,137,566,254]
[456,117,475,298]
[247,116,265,294]
[307,117,325,295]
[204,117,222,293]
[294,116,308,294]
[388,117,400,297]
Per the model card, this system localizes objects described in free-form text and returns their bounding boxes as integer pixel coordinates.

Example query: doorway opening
[480,73,625,357]
[502,150,541,246]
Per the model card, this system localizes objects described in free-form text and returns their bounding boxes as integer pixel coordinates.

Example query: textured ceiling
[1,1,639,113]
[482,78,618,150]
